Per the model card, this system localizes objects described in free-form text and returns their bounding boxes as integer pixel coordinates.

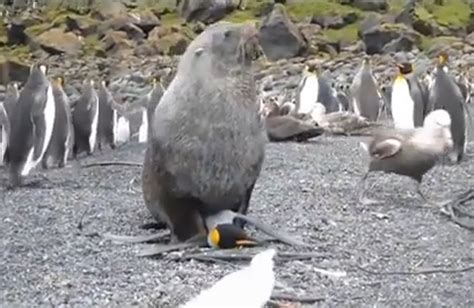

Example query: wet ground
[0,136,473,307]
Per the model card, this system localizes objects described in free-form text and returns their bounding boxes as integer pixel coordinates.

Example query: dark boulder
[259,4,308,61]
[352,0,388,12]
[178,0,239,24]
[128,10,161,35]
[36,28,83,55]
[6,21,31,46]
[361,23,421,54]
[64,15,99,37]
[0,60,30,85]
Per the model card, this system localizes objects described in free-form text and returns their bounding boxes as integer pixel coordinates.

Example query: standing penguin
[97,80,117,151]
[317,74,341,113]
[428,53,467,163]
[3,81,20,122]
[0,102,9,166]
[41,76,74,169]
[137,76,165,143]
[350,56,383,121]
[294,64,319,115]
[115,115,130,145]
[1,82,19,167]
[455,70,472,105]
[391,62,426,129]
[5,64,56,187]
[71,79,99,158]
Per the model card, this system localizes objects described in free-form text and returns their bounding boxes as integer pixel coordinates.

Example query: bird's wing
[369,138,402,160]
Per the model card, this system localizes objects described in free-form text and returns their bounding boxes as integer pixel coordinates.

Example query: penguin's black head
[363,55,371,65]
[101,79,110,88]
[207,223,259,249]
[397,62,413,75]
[150,76,160,86]
[307,63,318,73]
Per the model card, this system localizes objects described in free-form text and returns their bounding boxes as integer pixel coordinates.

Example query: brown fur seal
[142,22,268,243]
[264,100,324,142]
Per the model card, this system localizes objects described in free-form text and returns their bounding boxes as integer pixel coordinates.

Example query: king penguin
[97,80,117,151]
[3,81,20,123]
[0,102,9,166]
[294,63,319,115]
[390,62,427,129]
[317,72,341,113]
[71,79,99,158]
[5,64,56,187]
[1,82,19,166]
[428,53,467,163]
[138,76,165,143]
[42,76,74,169]
[350,56,383,121]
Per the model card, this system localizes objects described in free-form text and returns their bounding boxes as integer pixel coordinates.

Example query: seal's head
[181,22,263,74]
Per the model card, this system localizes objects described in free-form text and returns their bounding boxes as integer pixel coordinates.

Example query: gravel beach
[1,135,473,307]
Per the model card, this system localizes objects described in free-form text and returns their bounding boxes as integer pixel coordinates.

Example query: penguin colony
[0,68,163,187]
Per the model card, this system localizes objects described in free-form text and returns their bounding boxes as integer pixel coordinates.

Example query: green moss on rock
[322,23,359,42]
[419,35,462,51]
[286,0,362,20]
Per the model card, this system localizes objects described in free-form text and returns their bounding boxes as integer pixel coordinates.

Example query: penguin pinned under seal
[207,223,260,249]
[294,63,320,115]
[97,80,117,151]
[390,62,427,129]
[71,79,99,158]
[5,63,56,187]
[350,56,383,121]
[137,76,165,143]
[428,52,467,163]
[42,76,74,169]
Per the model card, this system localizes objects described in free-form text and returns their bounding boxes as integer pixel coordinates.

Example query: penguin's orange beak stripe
[235,239,258,246]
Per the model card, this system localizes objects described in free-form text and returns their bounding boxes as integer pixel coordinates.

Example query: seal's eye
[224,29,232,38]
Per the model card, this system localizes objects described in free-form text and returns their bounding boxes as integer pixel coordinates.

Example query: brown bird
[358,109,454,206]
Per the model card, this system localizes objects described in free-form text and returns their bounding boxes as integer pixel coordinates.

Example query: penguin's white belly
[38,84,56,161]
[299,76,319,114]
[112,109,118,145]
[391,80,415,129]
[0,126,7,165]
[116,116,130,144]
[138,109,148,143]
[89,96,99,152]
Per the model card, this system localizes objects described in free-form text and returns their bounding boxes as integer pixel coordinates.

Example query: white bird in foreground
[182,248,277,308]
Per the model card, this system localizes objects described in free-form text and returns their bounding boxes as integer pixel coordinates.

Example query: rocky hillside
[0,0,473,93]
